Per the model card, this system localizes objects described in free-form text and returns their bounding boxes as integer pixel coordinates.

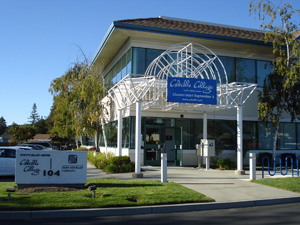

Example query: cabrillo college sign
[167,77,217,105]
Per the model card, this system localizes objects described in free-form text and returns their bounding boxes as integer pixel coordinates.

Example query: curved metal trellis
[106,42,257,113]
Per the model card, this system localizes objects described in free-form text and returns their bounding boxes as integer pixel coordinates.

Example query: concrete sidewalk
[2,163,300,220]
[106,165,300,203]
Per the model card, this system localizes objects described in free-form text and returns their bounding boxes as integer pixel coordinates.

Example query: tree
[0,116,7,135]
[49,60,106,151]
[250,0,300,157]
[28,103,40,125]
[8,123,36,143]
[35,117,49,134]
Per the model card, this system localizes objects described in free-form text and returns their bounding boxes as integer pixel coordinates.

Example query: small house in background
[32,134,53,142]
[0,134,12,143]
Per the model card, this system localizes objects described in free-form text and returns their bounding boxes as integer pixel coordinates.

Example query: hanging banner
[167,77,217,105]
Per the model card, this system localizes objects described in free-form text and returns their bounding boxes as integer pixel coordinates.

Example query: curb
[1,197,300,220]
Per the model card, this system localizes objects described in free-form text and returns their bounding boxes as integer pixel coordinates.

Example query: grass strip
[252,177,300,193]
[0,179,213,211]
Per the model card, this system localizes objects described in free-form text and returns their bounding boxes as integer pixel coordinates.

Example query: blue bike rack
[262,155,296,178]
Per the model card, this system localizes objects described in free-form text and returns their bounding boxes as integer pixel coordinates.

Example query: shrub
[88,151,112,169]
[88,152,134,173]
[111,156,131,166]
[119,163,135,173]
[105,156,135,173]
[104,164,119,173]
[216,158,235,170]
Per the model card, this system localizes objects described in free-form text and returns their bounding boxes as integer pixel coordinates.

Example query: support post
[203,112,207,139]
[117,109,122,157]
[161,153,167,182]
[235,105,245,175]
[249,153,256,180]
[133,101,143,178]
[203,112,210,170]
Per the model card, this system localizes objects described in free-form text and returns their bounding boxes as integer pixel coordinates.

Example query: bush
[87,151,112,170]
[106,156,135,173]
[87,152,134,173]
[111,156,131,166]
[104,164,119,173]
[216,158,235,170]
[119,163,135,173]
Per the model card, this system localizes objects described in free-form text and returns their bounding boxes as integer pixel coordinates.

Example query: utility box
[196,144,202,156]
[201,139,215,157]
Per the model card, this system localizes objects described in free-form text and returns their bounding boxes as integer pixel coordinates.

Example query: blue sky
[0,0,299,126]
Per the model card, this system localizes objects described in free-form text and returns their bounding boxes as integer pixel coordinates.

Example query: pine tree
[28,103,40,125]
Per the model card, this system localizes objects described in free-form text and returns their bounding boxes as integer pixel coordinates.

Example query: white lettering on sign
[193,81,214,94]
[169,79,214,94]
[170,79,192,88]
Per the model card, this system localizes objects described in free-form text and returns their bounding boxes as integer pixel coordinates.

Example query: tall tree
[28,103,40,125]
[0,116,7,135]
[35,117,48,134]
[250,0,300,157]
[49,61,106,151]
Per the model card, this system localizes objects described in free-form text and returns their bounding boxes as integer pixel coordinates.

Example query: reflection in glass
[278,123,296,150]
[236,58,255,83]
[257,60,273,86]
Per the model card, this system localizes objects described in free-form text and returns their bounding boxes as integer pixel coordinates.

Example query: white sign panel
[201,139,215,157]
[15,150,87,184]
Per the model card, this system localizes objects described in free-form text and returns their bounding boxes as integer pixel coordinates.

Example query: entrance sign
[15,150,87,184]
[167,77,217,105]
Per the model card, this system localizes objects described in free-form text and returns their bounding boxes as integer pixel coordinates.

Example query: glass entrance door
[144,126,161,166]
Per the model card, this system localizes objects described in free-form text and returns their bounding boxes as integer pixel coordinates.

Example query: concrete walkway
[104,164,300,203]
[2,163,300,220]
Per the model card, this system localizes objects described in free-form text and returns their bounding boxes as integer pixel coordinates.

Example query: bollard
[206,156,210,170]
[161,153,167,182]
[249,153,256,180]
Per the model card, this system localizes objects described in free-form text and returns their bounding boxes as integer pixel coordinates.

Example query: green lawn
[252,177,300,193]
[0,179,213,211]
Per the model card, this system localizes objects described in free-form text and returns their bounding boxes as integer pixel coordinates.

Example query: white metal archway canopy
[107,42,257,113]
[105,42,257,173]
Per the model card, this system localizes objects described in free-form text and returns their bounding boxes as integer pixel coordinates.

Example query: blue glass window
[146,49,164,68]
[218,56,235,83]
[126,49,132,74]
[132,48,146,74]
[236,58,256,83]
[121,55,127,79]
[257,60,273,86]
[258,122,273,150]
[278,123,296,150]
[214,120,237,150]
[116,61,121,83]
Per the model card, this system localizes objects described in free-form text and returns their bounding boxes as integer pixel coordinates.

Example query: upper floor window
[105,47,273,87]
[257,60,273,86]
[236,58,256,83]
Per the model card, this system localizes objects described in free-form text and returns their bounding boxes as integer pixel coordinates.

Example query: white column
[117,109,122,156]
[203,112,207,139]
[249,153,256,180]
[236,105,245,175]
[203,112,210,170]
[135,101,142,174]
[161,153,167,182]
